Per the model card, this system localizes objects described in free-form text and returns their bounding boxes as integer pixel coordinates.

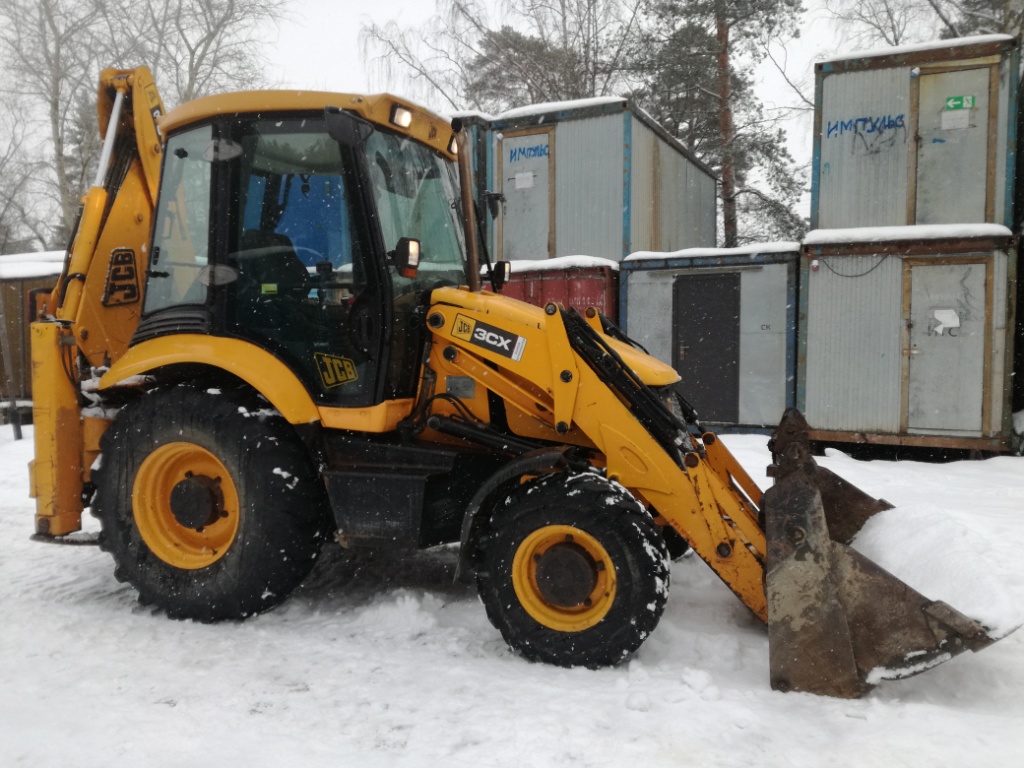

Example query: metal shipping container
[500,256,619,321]
[799,225,1017,451]
[620,244,800,430]
[486,98,717,263]
[0,252,64,404]
[812,35,1020,230]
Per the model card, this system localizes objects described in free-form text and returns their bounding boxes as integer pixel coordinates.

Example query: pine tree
[635,0,806,244]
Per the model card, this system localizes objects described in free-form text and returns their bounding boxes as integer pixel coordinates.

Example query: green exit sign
[944,95,976,110]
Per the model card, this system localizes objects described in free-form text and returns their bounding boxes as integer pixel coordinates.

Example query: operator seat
[236,230,311,299]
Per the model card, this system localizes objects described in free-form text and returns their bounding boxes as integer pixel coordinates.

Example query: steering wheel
[292,246,326,267]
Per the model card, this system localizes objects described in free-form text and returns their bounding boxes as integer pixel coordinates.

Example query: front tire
[476,472,670,668]
[93,384,330,621]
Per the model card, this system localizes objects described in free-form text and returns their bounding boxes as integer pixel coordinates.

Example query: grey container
[620,244,800,430]
[485,98,717,263]
[799,225,1017,451]
[812,34,1020,229]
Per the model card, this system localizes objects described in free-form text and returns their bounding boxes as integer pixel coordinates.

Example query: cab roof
[159,90,457,160]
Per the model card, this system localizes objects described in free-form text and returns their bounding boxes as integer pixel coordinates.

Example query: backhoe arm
[31,67,165,537]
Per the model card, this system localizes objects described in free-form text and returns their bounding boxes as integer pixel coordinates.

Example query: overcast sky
[264,1,437,94]
[263,1,846,171]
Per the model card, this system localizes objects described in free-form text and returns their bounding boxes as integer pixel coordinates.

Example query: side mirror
[490,260,511,292]
[483,191,504,219]
[390,237,421,279]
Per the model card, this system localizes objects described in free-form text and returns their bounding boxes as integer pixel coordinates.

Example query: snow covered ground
[2,428,1022,767]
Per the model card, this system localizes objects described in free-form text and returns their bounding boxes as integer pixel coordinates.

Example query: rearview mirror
[490,260,511,292]
[390,238,421,279]
[483,191,504,219]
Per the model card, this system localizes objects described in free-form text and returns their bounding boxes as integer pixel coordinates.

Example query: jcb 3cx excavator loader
[29,67,1009,698]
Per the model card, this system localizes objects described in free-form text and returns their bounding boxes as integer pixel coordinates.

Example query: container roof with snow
[817,33,1017,74]
[489,97,715,181]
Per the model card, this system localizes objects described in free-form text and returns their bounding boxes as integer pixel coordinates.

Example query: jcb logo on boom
[451,313,526,361]
[315,352,358,388]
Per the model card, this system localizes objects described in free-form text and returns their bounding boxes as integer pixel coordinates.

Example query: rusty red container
[500,257,619,321]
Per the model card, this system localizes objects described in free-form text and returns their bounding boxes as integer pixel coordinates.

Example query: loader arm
[31,67,165,537]
[426,288,769,618]
[426,287,1008,697]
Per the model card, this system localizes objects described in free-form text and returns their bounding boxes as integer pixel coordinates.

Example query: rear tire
[93,385,330,621]
[476,473,669,668]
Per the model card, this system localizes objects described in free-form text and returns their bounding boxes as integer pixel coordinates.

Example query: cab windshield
[363,129,469,291]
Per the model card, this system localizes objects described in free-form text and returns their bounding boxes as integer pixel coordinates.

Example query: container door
[498,128,554,260]
[672,273,740,423]
[914,67,991,224]
[906,261,987,434]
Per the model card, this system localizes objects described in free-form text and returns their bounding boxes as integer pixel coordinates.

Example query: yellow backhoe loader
[29,67,1009,698]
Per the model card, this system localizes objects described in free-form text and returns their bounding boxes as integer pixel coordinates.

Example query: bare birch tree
[99,0,287,105]
[825,0,1023,49]
[0,100,49,254]
[361,0,647,112]
[0,0,105,239]
[0,0,285,248]
[824,0,937,47]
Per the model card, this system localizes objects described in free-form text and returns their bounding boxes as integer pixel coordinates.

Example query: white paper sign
[941,109,970,131]
[515,172,534,189]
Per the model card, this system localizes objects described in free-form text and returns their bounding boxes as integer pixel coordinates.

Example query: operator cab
[136,98,470,408]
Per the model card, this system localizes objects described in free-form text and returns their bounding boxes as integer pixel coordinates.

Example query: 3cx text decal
[315,352,358,388]
[102,248,140,306]
[452,313,527,361]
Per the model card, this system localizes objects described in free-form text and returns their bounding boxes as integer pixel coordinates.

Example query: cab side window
[143,125,213,314]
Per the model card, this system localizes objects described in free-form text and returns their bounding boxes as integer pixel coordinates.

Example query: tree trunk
[715,10,737,247]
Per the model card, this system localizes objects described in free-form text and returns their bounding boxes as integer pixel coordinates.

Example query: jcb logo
[315,353,358,388]
[102,248,140,306]
[452,314,476,342]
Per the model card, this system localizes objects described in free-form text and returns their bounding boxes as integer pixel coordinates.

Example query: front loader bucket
[762,434,998,698]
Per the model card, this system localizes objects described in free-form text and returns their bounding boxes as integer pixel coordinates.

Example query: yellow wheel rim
[133,442,240,570]
[511,525,616,632]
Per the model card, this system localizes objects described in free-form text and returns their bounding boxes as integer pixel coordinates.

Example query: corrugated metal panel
[630,117,717,252]
[817,67,912,228]
[989,247,1011,432]
[802,254,904,431]
[484,102,718,261]
[800,239,1016,446]
[695,168,717,245]
[629,116,658,252]
[553,114,622,260]
[622,269,674,364]
[994,59,1013,223]
[622,251,798,430]
[738,263,792,425]
[814,39,1020,229]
